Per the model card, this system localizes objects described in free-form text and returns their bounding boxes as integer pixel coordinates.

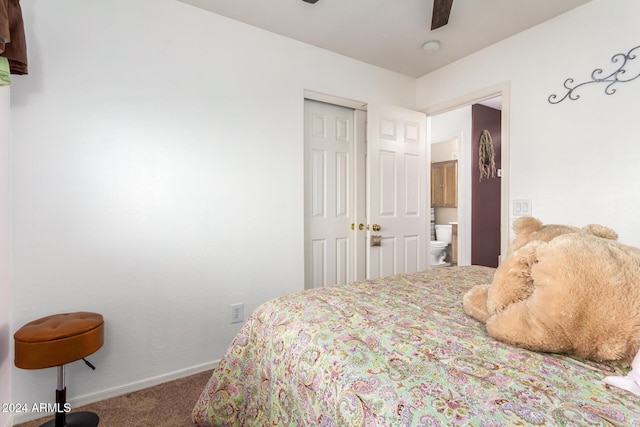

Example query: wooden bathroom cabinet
[431,160,457,208]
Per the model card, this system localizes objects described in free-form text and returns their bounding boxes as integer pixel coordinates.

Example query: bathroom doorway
[428,94,504,267]
[430,138,459,266]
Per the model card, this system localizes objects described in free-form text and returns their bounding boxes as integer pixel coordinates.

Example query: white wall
[418,0,640,246]
[9,0,417,420]
[1,85,12,427]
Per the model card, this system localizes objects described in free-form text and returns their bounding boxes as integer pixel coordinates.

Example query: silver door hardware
[370,223,382,246]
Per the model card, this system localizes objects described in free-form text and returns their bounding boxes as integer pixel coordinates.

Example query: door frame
[422,82,511,260]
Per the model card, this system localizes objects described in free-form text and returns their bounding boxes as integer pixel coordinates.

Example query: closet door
[304,100,356,288]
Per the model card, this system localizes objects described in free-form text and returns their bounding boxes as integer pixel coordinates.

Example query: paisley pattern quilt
[192,266,640,426]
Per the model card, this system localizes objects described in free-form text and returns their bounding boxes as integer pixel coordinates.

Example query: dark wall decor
[548,45,640,104]
[471,105,501,268]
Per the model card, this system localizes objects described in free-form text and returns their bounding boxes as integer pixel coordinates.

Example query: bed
[192,265,640,426]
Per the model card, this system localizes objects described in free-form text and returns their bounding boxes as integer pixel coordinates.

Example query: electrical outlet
[231,303,244,324]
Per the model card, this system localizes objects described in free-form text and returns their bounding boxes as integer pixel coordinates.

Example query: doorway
[429,138,459,265]
[426,84,509,265]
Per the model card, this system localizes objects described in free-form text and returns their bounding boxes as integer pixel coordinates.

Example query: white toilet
[430,225,453,265]
[430,241,448,265]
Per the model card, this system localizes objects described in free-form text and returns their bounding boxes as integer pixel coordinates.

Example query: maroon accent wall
[471,104,501,267]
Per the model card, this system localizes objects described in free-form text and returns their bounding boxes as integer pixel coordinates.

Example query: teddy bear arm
[486,301,572,354]
[485,243,538,315]
[486,275,533,315]
[462,284,491,323]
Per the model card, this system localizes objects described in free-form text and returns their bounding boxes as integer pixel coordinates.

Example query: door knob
[358,223,364,230]
[372,224,381,232]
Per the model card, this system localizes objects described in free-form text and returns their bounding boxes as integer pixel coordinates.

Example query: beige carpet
[15,370,212,427]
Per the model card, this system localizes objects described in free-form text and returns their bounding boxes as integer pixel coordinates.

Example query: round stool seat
[15,312,104,370]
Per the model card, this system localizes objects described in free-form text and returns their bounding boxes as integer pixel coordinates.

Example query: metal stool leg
[38,365,99,427]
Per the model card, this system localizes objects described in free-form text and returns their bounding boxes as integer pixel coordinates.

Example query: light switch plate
[513,199,532,217]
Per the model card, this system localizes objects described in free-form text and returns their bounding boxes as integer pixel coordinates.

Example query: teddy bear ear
[512,217,543,235]
[583,224,618,240]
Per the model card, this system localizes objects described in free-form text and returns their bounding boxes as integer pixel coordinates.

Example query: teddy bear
[463,217,618,323]
[463,217,640,365]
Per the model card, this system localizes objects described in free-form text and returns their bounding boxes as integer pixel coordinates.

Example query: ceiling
[178,0,591,78]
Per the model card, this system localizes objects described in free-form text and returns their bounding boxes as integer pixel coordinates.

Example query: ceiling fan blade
[431,0,453,30]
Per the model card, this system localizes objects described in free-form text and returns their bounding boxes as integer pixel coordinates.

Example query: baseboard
[72,359,219,407]
[12,360,219,424]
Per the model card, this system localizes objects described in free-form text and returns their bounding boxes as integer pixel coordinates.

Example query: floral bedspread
[192,266,640,426]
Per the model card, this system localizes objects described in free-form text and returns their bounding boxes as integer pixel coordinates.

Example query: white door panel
[367,104,428,279]
[353,109,367,282]
[305,100,355,288]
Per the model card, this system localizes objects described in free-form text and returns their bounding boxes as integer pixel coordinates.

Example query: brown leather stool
[15,312,104,427]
